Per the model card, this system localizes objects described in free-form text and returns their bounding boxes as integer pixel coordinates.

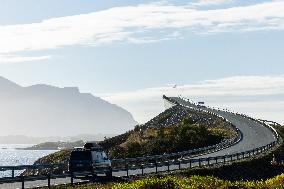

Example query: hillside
[100,105,237,158]
[21,140,85,150]
[0,76,137,137]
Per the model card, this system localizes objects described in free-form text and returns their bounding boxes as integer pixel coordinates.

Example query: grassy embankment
[40,126,284,188]
[40,173,284,189]
[100,106,236,159]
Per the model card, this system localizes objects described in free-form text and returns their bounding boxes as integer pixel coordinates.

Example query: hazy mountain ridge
[0,76,137,137]
[0,134,116,144]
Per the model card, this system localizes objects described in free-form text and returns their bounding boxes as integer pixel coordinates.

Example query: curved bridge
[166,96,277,158]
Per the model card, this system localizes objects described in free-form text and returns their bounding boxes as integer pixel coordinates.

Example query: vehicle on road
[68,142,112,177]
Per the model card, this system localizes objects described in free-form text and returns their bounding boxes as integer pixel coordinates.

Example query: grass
[40,174,284,189]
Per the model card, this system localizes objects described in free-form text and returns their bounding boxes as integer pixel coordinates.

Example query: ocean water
[0,144,56,177]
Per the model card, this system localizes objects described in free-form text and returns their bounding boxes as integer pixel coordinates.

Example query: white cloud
[192,0,234,6]
[0,1,284,63]
[0,54,51,64]
[102,75,284,124]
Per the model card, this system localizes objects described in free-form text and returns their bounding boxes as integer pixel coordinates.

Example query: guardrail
[0,167,105,189]
[111,140,278,177]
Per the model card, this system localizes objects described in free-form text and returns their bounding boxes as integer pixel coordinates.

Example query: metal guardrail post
[11,168,14,178]
[215,157,218,164]
[167,161,170,172]
[125,159,129,177]
[223,156,226,164]
[178,160,181,170]
[155,157,158,174]
[189,159,192,168]
[21,176,25,189]
[141,164,144,176]
[207,158,210,166]
[126,164,129,177]
[198,158,201,167]
[48,174,51,189]
[71,173,74,186]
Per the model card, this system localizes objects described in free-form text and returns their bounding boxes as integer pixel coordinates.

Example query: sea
[0,144,56,177]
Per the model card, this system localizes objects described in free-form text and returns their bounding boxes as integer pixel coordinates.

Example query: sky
[0,0,283,127]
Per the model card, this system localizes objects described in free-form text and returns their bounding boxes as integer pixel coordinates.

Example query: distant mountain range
[0,76,137,139]
[0,134,116,144]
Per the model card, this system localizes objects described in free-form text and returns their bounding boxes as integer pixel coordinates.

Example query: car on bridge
[68,142,112,177]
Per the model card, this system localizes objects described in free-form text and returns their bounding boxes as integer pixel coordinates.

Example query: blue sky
[0,0,283,126]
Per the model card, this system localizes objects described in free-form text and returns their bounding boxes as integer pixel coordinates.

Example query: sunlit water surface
[0,144,56,177]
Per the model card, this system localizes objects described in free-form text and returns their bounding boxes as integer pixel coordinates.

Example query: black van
[68,142,112,177]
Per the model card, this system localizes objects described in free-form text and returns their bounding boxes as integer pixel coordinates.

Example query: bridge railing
[110,140,278,177]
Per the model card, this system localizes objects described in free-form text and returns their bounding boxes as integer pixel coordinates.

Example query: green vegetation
[33,150,72,164]
[111,175,284,189]
[103,115,234,159]
[100,105,237,159]
[108,122,227,158]
[41,174,284,189]
[23,140,84,150]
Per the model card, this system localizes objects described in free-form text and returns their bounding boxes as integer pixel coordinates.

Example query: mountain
[0,77,137,137]
[0,134,116,144]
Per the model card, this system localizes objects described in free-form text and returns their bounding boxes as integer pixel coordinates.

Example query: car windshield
[92,151,108,161]
[70,151,91,161]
